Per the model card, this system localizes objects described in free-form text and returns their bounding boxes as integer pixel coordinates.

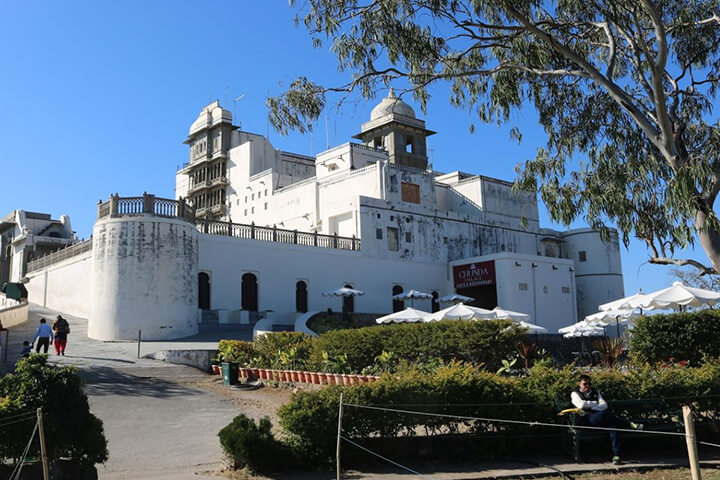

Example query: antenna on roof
[233,94,246,129]
[325,115,330,150]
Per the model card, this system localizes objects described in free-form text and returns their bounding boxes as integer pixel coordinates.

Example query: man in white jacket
[570,374,641,465]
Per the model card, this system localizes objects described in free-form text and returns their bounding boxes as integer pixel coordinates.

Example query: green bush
[630,310,720,365]
[309,320,525,373]
[218,414,294,472]
[0,355,108,467]
[278,361,720,464]
[218,340,255,365]
[253,332,314,369]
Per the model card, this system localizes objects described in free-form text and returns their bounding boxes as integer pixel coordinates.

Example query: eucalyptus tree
[268,0,720,274]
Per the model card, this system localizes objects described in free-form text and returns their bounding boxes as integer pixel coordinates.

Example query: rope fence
[335,399,720,480]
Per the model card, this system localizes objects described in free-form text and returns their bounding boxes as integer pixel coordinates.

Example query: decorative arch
[296,280,308,313]
[342,283,355,313]
[241,273,258,311]
[392,285,404,312]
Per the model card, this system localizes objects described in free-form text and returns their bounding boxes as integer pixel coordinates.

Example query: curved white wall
[89,216,198,340]
[562,228,624,320]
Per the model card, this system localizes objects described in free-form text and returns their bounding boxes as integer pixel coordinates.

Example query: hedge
[308,320,526,373]
[277,361,720,464]
[630,310,720,365]
[219,320,525,373]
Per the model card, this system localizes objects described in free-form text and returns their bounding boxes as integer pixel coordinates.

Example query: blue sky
[0,0,701,296]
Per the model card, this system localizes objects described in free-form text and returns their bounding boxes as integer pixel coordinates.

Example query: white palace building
[1,93,624,339]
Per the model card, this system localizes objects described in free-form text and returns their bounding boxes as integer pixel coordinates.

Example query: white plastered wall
[25,251,93,318]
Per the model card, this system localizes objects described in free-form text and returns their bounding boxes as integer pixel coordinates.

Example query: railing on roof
[97,193,195,223]
[197,220,361,251]
[26,238,93,274]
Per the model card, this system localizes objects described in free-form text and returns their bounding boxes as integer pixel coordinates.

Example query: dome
[370,88,415,120]
[189,101,232,136]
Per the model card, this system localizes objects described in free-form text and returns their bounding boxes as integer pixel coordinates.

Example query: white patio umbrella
[561,322,605,338]
[584,309,638,337]
[376,307,431,324]
[636,281,720,310]
[514,320,548,334]
[322,287,365,313]
[426,303,494,322]
[438,293,475,304]
[599,290,650,312]
[322,287,365,297]
[392,289,433,307]
[490,307,531,322]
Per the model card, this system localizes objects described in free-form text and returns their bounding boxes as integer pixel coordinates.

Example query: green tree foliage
[218,414,292,472]
[0,355,108,467]
[270,0,720,274]
[630,309,720,364]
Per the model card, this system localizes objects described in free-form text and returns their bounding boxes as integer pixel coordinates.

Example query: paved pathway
[4,304,251,479]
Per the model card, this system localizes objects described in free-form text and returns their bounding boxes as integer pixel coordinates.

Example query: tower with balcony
[181,101,235,219]
[352,89,435,170]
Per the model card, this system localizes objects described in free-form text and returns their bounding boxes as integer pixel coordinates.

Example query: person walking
[52,315,70,355]
[32,318,54,354]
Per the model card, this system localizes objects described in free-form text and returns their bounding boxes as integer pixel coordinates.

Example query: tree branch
[649,256,718,275]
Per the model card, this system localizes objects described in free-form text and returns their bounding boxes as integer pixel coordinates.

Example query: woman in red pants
[52,315,70,355]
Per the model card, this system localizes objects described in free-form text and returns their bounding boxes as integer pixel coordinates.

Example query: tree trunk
[695,209,720,274]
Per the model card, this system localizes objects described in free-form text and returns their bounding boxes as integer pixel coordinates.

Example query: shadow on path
[80,366,206,399]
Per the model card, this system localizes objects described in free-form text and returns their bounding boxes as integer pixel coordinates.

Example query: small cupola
[353,89,435,170]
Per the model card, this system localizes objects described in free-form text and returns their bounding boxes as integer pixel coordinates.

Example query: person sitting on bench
[570,373,642,465]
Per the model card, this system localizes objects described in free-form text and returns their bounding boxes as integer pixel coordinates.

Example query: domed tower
[352,89,435,169]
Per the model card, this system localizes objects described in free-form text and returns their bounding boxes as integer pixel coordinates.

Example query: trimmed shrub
[0,355,108,467]
[630,310,720,365]
[218,340,255,364]
[309,320,525,373]
[219,414,294,472]
[253,332,313,369]
[278,362,720,464]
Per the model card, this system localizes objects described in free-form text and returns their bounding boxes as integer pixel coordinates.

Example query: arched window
[198,272,210,310]
[392,285,404,312]
[431,291,439,313]
[241,273,258,311]
[296,280,308,313]
[342,283,354,313]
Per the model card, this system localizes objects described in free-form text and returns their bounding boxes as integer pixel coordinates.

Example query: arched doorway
[342,283,354,313]
[431,291,439,313]
[296,280,308,313]
[392,285,404,312]
[198,272,210,310]
[241,273,258,311]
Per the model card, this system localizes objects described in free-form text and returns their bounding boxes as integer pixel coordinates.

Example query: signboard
[453,261,496,289]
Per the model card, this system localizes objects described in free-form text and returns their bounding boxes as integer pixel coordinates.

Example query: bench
[555,397,683,461]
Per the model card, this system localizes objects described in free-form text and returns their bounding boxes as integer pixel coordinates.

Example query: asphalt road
[5,305,243,479]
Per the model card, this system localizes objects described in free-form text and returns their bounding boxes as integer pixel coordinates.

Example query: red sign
[453,261,496,289]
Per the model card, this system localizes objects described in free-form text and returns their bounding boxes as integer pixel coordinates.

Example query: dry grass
[572,467,720,479]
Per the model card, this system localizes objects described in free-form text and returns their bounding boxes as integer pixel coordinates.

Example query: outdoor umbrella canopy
[598,290,650,311]
[438,293,475,304]
[1,282,27,301]
[490,307,531,322]
[559,320,605,338]
[426,303,494,322]
[322,287,365,297]
[636,281,720,310]
[514,320,548,334]
[392,289,433,307]
[376,307,431,324]
[584,309,638,324]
